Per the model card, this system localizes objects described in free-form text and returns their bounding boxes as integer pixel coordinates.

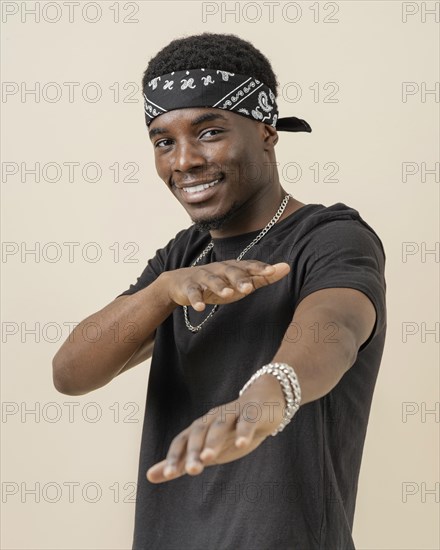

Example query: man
[53,33,387,550]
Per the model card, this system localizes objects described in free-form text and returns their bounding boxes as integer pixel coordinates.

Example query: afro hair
[142,33,279,98]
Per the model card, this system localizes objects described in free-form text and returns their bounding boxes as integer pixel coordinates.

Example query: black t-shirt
[117,202,387,550]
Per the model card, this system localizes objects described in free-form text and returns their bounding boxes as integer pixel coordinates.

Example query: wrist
[155,272,179,312]
[242,373,286,406]
[239,363,302,436]
[239,373,286,435]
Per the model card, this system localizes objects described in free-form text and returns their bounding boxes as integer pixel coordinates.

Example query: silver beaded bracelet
[239,362,302,436]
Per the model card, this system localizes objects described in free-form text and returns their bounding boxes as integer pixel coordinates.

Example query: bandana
[143,68,312,133]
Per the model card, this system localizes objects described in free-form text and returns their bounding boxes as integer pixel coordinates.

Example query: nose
[171,139,206,173]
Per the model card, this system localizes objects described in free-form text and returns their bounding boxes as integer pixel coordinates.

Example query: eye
[154,138,173,149]
[201,129,222,138]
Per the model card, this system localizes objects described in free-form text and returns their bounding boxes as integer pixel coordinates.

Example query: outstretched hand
[164,260,291,311]
[146,373,286,484]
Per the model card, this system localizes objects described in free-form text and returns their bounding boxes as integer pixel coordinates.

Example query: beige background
[1,1,439,548]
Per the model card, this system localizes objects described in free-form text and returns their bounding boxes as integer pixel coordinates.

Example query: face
[148,107,278,233]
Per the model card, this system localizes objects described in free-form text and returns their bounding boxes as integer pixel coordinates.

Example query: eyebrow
[148,112,229,139]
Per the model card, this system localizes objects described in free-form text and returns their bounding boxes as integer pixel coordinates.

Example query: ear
[262,124,279,148]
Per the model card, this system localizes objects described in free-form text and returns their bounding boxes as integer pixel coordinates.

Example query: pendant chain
[183,194,292,332]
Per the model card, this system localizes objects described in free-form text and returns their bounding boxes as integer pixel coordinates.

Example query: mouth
[176,176,225,204]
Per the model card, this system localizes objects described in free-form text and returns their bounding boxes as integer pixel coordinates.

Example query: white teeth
[183,179,219,193]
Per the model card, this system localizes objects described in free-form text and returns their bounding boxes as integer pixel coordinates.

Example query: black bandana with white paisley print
[143,68,311,133]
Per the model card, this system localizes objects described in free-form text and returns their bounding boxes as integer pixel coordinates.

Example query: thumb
[262,262,291,283]
[234,404,260,449]
[273,262,291,273]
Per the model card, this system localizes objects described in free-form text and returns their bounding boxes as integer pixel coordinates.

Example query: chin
[191,201,241,233]
[192,213,228,233]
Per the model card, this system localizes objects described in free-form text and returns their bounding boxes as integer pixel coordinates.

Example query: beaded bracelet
[239,362,302,436]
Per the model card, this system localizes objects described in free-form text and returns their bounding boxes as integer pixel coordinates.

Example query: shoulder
[295,202,386,259]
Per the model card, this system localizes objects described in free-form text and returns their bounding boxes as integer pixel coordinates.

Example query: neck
[208,189,305,239]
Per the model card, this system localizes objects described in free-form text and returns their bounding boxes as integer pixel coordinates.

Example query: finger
[185,283,207,311]
[221,264,258,293]
[224,259,277,274]
[223,262,289,292]
[270,262,291,277]
[193,262,285,300]
[184,419,211,476]
[146,459,172,483]
[147,458,187,483]
[223,261,277,278]
[146,456,190,483]
[200,406,239,463]
[163,430,189,478]
[234,405,260,449]
[249,263,291,289]
[259,262,290,280]
[197,270,235,298]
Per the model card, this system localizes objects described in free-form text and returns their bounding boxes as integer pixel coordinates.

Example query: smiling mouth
[175,175,225,204]
[181,178,221,194]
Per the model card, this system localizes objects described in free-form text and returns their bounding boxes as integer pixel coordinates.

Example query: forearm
[243,323,357,422]
[270,306,359,405]
[52,272,176,395]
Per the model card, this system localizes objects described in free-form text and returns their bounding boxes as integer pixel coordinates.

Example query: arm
[264,219,385,405]
[145,286,377,483]
[52,259,287,396]
[145,220,385,483]
[257,286,377,405]
[52,273,176,396]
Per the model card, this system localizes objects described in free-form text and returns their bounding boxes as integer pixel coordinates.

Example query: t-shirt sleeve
[296,219,386,350]
[115,231,185,298]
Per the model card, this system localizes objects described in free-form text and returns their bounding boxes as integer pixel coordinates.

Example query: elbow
[52,360,74,395]
[52,374,74,396]
[52,354,88,396]
[52,351,66,394]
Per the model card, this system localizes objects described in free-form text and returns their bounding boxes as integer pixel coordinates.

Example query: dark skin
[145,107,377,483]
[148,107,306,237]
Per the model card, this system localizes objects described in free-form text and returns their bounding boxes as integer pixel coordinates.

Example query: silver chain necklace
[183,193,292,333]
